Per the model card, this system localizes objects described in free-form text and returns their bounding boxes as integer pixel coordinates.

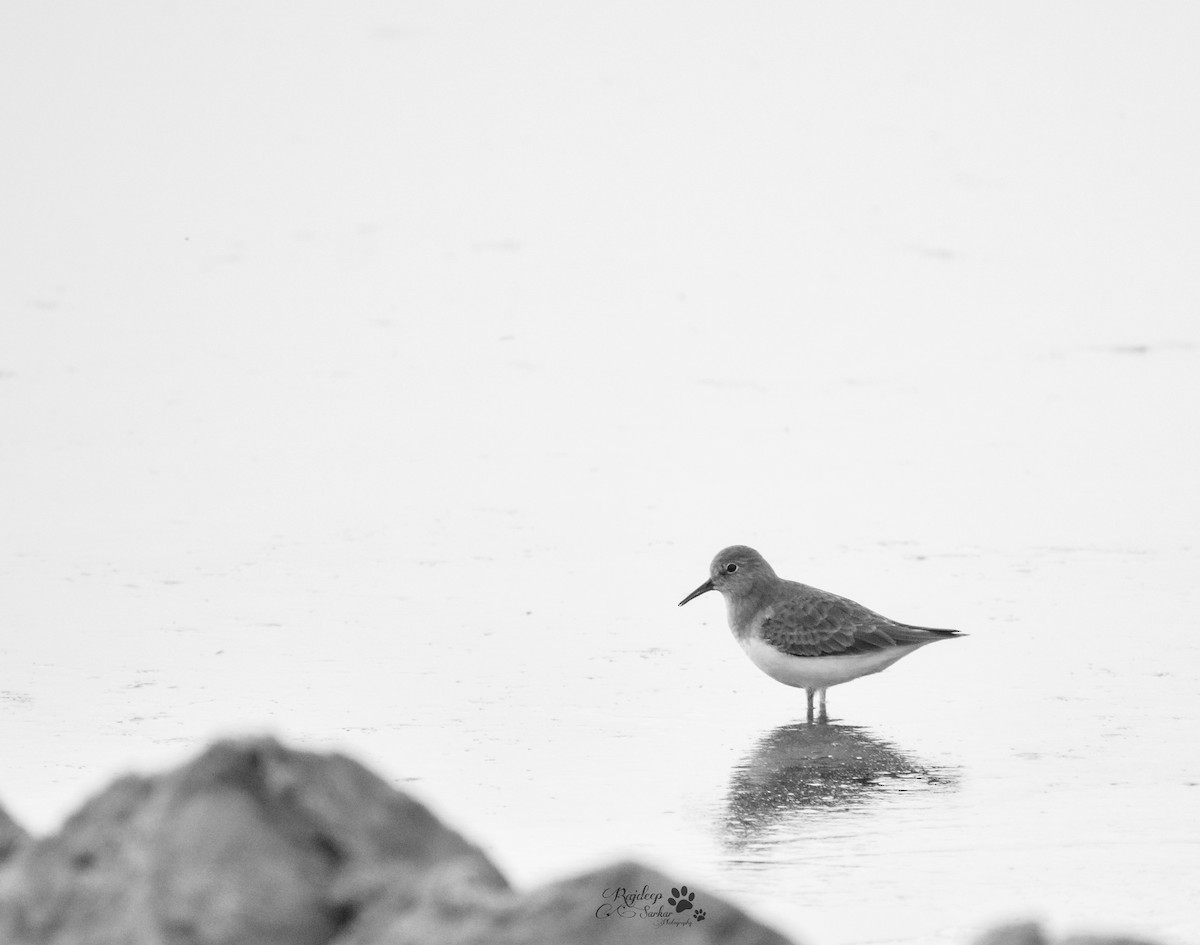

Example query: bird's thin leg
[817,688,828,723]
[805,688,814,724]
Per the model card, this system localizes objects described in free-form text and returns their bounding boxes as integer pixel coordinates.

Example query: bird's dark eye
[725,563,738,573]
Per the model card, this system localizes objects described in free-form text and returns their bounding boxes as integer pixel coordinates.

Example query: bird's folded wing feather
[760,589,957,657]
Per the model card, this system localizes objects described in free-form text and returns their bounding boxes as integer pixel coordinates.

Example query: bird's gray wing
[760,588,958,657]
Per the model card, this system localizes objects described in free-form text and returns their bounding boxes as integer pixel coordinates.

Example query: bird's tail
[896,622,964,638]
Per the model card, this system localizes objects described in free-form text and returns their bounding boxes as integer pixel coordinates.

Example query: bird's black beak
[677,578,714,607]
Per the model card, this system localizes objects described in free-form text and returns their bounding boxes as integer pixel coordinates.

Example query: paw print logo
[667,886,695,912]
[694,908,707,922]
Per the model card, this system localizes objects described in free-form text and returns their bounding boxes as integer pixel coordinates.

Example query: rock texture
[975,924,1049,945]
[0,801,27,865]
[1060,937,1166,945]
[0,738,506,945]
[340,858,795,945]
[0,739,794,945]
[974,926,1165,945]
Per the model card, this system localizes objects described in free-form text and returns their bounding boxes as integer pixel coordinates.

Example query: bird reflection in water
[723,721,959,848]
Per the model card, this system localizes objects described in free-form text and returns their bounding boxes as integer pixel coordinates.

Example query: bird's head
[677,545,777,606]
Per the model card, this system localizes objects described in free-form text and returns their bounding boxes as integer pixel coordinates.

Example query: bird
[678,545,963,722]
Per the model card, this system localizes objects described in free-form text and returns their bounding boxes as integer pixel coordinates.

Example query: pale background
[2,3,1199,944]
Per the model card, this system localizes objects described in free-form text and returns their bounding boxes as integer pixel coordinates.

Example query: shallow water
[3,4,1200,944]
[5,542,1197,943]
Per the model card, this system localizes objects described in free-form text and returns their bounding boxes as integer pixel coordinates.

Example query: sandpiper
[678,545,962,721]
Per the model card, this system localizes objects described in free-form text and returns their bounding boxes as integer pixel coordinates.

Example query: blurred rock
[974,922,1048,945]
[0,802,27,864]
[972,923,1167,945]
[1060,937,1166,945]
[339,858,795,945]
[0,737,506,945]
[0,739,794,945]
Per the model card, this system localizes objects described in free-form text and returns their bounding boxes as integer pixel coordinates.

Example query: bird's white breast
[739,636,926,689]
